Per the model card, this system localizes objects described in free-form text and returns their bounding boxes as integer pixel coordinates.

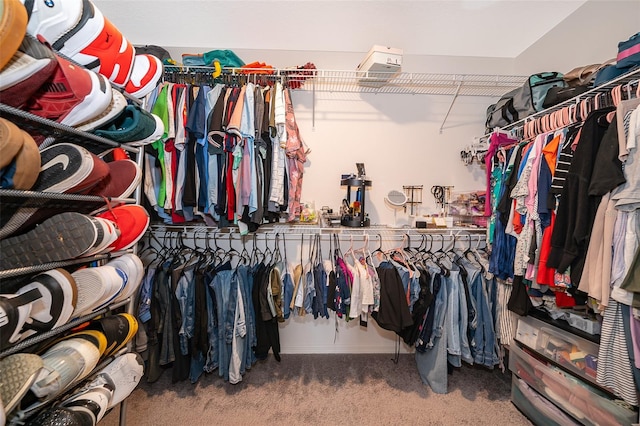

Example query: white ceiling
[93,0,589,59]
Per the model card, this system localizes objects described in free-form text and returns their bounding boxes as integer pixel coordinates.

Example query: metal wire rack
[163,66,528,97]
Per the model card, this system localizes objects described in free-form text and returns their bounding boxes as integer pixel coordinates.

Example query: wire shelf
[163,66,528,97]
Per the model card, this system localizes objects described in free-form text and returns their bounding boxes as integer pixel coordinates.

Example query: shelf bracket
[439,81,463,134]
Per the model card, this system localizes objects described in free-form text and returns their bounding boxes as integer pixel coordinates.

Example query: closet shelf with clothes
[480,66,640,141]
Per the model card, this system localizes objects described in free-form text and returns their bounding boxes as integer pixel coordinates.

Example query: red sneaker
[54,2,136,88]
[124,54,163,98]
[23,54,113,127]
[96,205,149,252]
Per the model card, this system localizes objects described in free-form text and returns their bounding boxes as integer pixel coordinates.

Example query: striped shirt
[550,127,580,195]
[597,299,638,406]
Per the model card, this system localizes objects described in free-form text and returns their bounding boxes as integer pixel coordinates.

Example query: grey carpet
[102,354,531,425]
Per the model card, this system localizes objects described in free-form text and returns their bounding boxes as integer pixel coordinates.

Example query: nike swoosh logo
[41,154,70,172]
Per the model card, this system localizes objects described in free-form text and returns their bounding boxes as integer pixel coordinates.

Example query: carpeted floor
[102,354,531,425]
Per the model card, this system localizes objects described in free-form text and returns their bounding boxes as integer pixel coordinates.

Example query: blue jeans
[471,273,500,368]
[211,269,233,381]
[237,265,256,372]
[445,269,462,367]
[204,270,218,373]
[175,266,196,356]
[416,270,449,394]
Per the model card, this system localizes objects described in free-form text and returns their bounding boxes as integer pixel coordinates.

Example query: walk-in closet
[1,1,640,425]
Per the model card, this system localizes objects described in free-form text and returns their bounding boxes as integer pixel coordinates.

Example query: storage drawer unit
[509,342,636,425]
[515,315,600,386]
[511,375,581,426]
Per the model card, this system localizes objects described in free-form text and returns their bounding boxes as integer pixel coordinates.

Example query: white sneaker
[23,0,84,47]
[71,265,123,316]
[102,353,144,408]
[107,253,144,303]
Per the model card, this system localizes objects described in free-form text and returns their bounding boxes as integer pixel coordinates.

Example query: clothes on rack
[142,78,310,231]
[483,80,640,406]
[137,230,497,391]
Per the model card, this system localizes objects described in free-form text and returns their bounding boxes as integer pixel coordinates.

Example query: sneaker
[0,143,105,239]
[95,205,150,252]
[124,53,163,98]
[23,54,113,128]
[36,143,96,193]
[51,0,135,88]
[0,0,28,70]
[75,88,126,132]
[59,353,143,424]
[0,212,100,269]
[30,331,106,400]
[0,269,78,349]
[107,253,144,303]
[71,265,123,316]
[10,130,41,190]
[102,352,143,408]
[59,376,113,425]
[0,36,57,109]
[0,117,26,169]
[82,217,120,257]
[26,406,86,426]
[82,313,138,358]
[93,104,164,146]
[23,0,84,50]
[0,353,43,414]
[89,159,141,199]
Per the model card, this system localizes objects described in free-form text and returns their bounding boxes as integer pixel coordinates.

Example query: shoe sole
[75,88,127,132]
[0,0,28,70]
[125,54,163,98]
[60,71,113,128]
[126,112,165,147]
[0,353,43,413]
[0,212,98,270]
[0,51,51,90]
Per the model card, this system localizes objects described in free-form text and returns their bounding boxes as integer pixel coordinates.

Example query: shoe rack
[0,102,144,424]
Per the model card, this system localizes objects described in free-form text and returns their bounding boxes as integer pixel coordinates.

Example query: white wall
[514,0,640,74]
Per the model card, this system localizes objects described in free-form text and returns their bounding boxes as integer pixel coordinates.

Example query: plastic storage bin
[509,342,637,426]
[516,315,600,386]
[511,376,581,426]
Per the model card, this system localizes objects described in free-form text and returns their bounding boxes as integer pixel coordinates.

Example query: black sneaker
[0,212,100,270]
[0,143,108,239]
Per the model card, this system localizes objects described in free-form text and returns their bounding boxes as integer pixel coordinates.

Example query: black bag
[486,72,566,132]
[507,275,533,316]
[542,85,589,109]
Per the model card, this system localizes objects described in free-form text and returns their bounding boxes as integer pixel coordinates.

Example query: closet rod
[148,224,486,236]
[145,229,486,244]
